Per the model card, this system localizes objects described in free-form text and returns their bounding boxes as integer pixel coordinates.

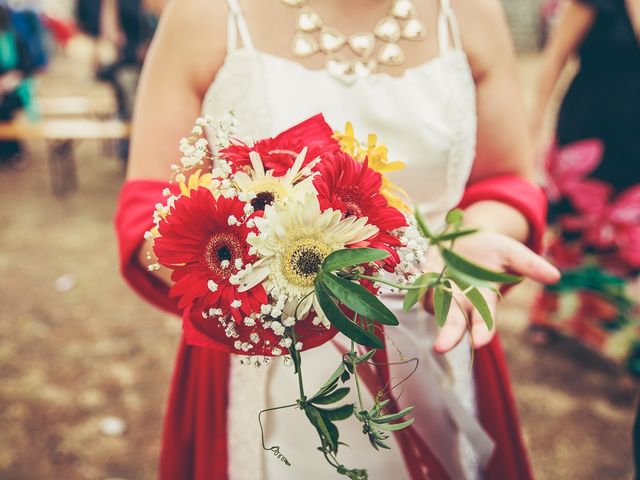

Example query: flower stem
[289,327,306,402]
[350,340,366,413]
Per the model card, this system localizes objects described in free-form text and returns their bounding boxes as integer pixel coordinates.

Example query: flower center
[343,202,364,218]
[251,191,277,211]
[204,231,242,278]
[282,238,333,289]
[336,185,362,203]
[217,245,232,262]
[336,186,364,218]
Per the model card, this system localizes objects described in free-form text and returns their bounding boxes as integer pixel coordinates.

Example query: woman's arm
[530,1,596,145]
[125,0,227,284]
[431,0,560,353]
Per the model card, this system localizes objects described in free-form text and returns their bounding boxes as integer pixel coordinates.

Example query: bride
[115,0,560,479]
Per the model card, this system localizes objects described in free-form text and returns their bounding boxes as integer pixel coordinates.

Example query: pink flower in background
[563,185,640,267]
[543,138,605,207]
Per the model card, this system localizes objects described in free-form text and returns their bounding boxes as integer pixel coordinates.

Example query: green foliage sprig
[260,209,522,478]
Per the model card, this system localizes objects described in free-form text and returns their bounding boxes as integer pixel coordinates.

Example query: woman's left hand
[427,230,560,354]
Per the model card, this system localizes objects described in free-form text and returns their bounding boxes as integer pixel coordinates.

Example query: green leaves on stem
[315,280,384,349]
[313,248,400,349]
[410,208,522,330]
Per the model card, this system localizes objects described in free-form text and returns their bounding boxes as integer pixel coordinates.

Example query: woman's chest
[202,50,477,214]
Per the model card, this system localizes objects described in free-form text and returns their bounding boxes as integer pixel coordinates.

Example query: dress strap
[226,0,254,51]
[437,0,463,52]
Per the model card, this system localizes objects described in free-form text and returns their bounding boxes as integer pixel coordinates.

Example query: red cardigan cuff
[114,179,179,315]
[458,175,547,254]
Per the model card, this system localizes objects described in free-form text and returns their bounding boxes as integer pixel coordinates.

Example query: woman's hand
[426,230,560,354]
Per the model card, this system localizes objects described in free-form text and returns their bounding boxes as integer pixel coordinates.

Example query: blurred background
[0,0,637,479]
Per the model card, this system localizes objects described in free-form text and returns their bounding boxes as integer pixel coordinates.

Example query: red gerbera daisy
[153,187,267,322]
[221,113,340,176]
[314,151,408,271]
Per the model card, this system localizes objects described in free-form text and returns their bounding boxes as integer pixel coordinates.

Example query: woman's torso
[202,0,477,225]
[200,1,482,478]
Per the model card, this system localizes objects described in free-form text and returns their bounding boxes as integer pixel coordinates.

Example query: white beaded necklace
[280,0,427,83]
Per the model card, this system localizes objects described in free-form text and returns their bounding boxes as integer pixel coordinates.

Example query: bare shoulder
[148,0,230,93]
[450,0,515,80]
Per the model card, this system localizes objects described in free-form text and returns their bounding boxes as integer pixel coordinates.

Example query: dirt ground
[0,45,636,480]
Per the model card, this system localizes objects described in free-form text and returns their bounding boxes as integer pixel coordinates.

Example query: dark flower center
[217,245,232,262]
[292,247,324,277]
[251,191,276,211]
[204,232,243,278]
[282,238,332,288]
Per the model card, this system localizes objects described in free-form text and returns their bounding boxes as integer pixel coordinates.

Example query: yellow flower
[359,133,405,174]
[333,121,358,157]
[179,169,213,197]
[381,177,411,212]
[334,122,410,211]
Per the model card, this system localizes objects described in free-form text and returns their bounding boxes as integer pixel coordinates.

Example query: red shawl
[115,175,545,479]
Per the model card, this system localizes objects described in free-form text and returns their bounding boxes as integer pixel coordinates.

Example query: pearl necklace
[280,0,427,84]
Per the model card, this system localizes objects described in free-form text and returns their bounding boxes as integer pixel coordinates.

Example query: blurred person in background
[116,0,560,478]
[0,2,37,168]
[98,0,164,161]
[532,0,640,374]
[530,0,640,474]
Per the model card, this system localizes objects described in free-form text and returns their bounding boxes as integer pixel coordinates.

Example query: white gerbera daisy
[240,194,378,326]
[233,148,316,212]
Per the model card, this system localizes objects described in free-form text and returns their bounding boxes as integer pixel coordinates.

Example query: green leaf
[402,272,439,312]
[465,286,494,330]
[321,272,398,326]
[450,275,494,330]
[325,421,340,452]
[441,248,521,284]
[370,406,415,424]
[316,363,345,395]
[322,248,389,272]
[371,399,391,416]
[434,228,479,243]
[414,208,433,239]
[314,280,384,349]
[318,404,355,422]
[447,268,497,292]
[305,405,337,453]
[433,283,452,328]
[375,418,415,431]
[312,387,350,405]
[355,349,376,364]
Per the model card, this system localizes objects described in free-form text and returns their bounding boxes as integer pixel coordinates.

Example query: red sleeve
[114,179,179,315]
[458,174,547,253]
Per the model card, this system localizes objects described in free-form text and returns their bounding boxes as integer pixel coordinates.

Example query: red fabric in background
[115,176,546,480]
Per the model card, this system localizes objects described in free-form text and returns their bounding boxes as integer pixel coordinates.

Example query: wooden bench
[38,96,117,118]
[0,119,130,195]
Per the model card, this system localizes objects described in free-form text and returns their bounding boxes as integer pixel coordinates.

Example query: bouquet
[146,113,519,478]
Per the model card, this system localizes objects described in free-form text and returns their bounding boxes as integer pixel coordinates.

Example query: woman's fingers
[433,299,468,354]
[470,290,498,348]
[504,238,561,284]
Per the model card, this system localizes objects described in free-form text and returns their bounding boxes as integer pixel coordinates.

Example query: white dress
[202,1,494,479]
